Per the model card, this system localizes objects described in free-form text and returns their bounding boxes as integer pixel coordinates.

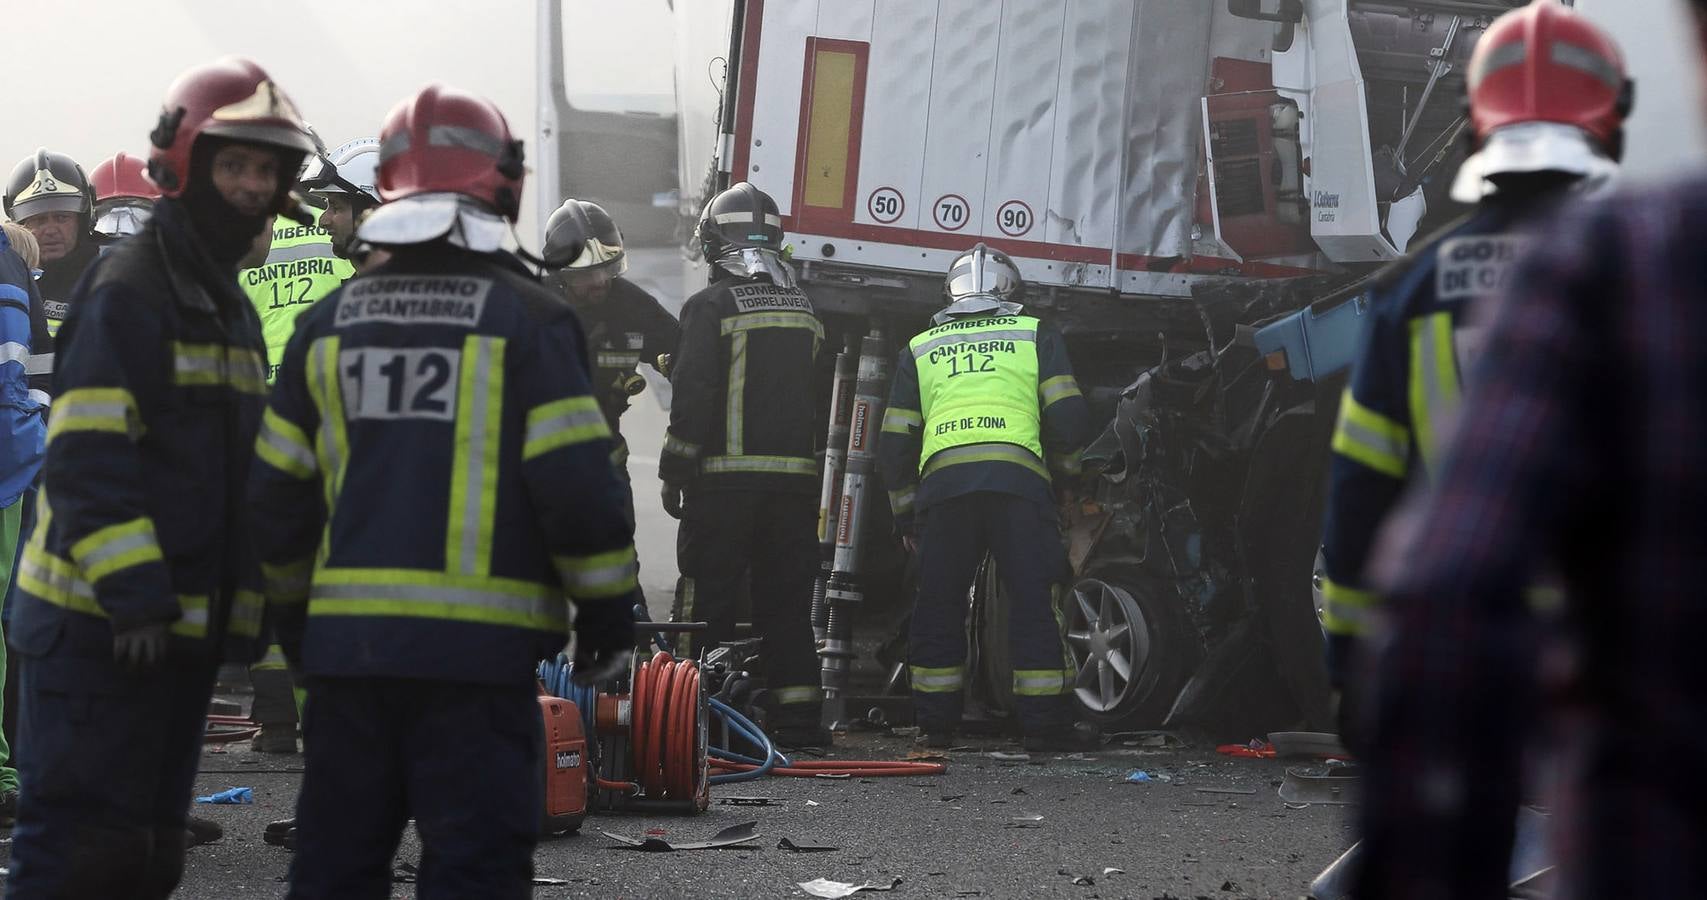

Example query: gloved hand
[661,482,686,519]
[571,600,636,686]
[113,621,171,672]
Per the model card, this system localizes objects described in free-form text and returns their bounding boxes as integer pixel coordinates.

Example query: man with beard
[4,57,315,899]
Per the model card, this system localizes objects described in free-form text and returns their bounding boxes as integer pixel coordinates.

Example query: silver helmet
[936,242,1024,323]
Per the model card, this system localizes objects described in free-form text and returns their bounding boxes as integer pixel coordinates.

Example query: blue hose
[707,697,787,783]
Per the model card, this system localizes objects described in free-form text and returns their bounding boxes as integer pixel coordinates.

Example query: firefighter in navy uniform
[249,85,639,899]
[540,197,679,518]
[660,182,826,747]
[1320,0,1629,745]
[4,57,314,899]
[878,243,1095,752]
[3,149,102,345]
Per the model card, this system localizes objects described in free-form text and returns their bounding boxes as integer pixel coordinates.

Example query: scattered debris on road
[778,837,839,853]
[797,875,903,897]
[601,821,760,851]
[194,787,252,804]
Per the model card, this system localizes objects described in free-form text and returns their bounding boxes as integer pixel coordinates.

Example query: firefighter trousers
[910,491,1076,735]
[6,654,218,899]
[674,489,822,719]
[288,677,541,900]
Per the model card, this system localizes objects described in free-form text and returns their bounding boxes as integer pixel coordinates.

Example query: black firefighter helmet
[541,198,628,274]
[694,181,783,260]
[4,149,95,229]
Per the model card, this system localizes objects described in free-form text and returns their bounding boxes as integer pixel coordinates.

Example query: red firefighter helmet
[1454,0,1630,200]
[90,152,160,203]
[373,84,524,220]
[146,57,316,198]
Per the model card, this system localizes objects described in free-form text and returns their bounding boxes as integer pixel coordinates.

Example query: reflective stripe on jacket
[250,244,639,687]
[660,276,822,493]
[10,199,270,678]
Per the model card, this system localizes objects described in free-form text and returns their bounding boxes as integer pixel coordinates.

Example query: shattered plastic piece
[533,877,572,886]
[1126,770,1153,783]
[778,837,839,853]
[1071,875,1094,886]
[797,876,903,898]
[1103,867,1125,875]
[814,773,853,780]
[602,821,760,851]
[988,751,1030,762]
[1278,766,1360,806]
[194,787,253,804]
[806,800,821,806]
[719,796,781,806]
[905,749,948,761]
[1216,740,1277,759]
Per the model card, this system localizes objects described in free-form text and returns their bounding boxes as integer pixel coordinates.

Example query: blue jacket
[1319,196,1542,658]
[0,230,46,507]
[248,244,639,688]
[9,200,270,684]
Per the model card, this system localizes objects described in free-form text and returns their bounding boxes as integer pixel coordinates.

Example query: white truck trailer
[540,0,1592,736]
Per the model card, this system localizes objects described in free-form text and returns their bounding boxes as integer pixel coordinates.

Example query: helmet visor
[93,200,154,237]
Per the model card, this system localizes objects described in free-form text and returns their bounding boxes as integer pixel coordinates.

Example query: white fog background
[1,0,1701,234]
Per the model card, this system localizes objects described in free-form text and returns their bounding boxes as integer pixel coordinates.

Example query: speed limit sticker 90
[996,200,1033,237]
[867,187,904,224]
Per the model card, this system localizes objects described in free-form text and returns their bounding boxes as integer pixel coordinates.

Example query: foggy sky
[4,0,1702,236]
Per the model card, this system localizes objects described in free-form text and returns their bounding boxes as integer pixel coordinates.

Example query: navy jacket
[11,200,270,685]
[249,244,638,687]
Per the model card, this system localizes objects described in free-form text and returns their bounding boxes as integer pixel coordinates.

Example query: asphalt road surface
[61,731,1350,899]
[0,248,1356,897]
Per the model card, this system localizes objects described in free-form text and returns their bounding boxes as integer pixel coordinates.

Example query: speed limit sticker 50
[867,187,904,224]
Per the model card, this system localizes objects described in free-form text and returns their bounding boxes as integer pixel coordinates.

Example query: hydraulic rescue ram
[812,339,859,644]
[819,331,891,721]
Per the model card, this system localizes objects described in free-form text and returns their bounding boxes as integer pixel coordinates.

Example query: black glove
[661,482,686,519]
[113,621,171,673]
[571,600,636,685]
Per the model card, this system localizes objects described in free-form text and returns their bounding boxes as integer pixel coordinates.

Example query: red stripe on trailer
[730,0,766,185]
[781,216,1323,279]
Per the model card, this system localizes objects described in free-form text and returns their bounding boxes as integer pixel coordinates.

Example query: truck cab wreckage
[539,0,1530,739]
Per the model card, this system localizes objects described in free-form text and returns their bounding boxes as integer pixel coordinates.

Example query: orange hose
[630,651,702,800]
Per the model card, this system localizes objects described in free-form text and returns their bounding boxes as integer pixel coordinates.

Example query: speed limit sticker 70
[933,194,970,231]
[996,200,1033,237]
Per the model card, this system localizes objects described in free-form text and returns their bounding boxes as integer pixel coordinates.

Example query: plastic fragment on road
[602,820,760,851]
[806,800,821,806]
[798,876,903,898]
[988,750,1030,762]
[778,837,839,853]
[1216,740,1277,759]
[719,796,781,806]
[1103,867,1125,875]
[194,787,252,804]
[1126,770,1152,783]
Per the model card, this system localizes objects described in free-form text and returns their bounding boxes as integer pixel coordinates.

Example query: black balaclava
[180,136,294,266]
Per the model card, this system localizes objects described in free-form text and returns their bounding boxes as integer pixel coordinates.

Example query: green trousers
[0,500,23,793]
